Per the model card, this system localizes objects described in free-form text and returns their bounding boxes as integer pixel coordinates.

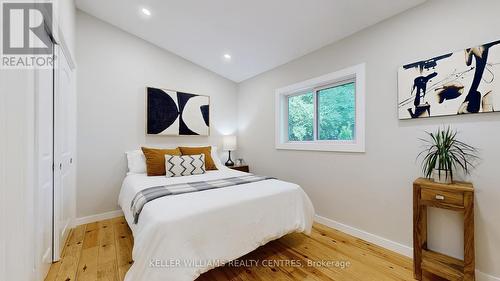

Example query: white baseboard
[477,271,500,281]
[314,214,500,281]
[314,214,413,257]
[73,209,123,226]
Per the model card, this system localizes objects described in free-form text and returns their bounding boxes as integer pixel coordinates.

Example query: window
[317,82,355,141]
[288,92,314,141]
[275,64,365,152]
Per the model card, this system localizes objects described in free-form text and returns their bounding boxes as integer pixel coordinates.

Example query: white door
[53,44,75,260]
[35,58,54,280]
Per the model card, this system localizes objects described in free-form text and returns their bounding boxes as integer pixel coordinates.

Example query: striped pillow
[165,154,206,177]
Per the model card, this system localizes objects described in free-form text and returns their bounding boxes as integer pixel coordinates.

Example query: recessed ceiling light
[223,54,231,60]
[141,8,151,16]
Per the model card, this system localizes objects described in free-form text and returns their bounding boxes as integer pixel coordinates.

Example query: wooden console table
[413,178,475,281]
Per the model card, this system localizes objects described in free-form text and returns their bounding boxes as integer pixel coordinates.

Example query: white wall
[0,0,76,280]
[238,0,500,278]
[0,84,4,281]
[75,11,238,218]
[0,70,37,281]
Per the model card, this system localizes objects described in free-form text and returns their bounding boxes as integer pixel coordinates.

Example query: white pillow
[165,154,206,177]
[125,150,147,174]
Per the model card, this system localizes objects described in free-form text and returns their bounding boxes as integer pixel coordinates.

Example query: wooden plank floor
[45,217,417,281]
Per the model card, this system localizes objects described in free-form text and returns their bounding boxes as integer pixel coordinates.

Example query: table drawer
[421,188,464,207]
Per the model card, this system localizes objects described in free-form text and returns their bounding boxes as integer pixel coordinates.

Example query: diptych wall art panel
[147,87,210,136]
[398,40,500,119]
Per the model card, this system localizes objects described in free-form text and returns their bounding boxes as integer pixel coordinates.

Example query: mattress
[118,167,314,281]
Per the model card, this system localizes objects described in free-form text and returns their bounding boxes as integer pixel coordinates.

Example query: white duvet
[118,167,315,281]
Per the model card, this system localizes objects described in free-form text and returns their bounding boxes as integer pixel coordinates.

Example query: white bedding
[118,167,315,281]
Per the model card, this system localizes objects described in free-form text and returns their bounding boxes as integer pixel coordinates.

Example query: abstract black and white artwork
[147,87,210,136]
[398,40,500,119]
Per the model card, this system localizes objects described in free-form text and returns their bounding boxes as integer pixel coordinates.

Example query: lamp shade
[223,135,237,151]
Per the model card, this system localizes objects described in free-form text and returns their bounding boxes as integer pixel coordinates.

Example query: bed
[118,164,314,281]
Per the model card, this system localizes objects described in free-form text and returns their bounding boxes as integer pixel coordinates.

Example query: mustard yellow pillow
[179,146,217,170]
[141,147,181,176]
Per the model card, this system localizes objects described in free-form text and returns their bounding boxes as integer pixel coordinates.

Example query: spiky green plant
[418,127,479,181]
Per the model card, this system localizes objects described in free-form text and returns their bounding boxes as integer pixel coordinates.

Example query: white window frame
[275,63,365,152]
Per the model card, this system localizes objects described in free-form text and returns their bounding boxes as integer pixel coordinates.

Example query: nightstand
[413,178,475,281]
[228,165,249,173]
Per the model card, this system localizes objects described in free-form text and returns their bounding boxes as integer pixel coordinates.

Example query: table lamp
[223,135,237,166]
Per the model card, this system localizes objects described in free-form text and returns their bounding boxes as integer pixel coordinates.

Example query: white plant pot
[432,169,452,184]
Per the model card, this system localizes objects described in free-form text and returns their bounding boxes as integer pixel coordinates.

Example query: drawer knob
[435,195,445,201]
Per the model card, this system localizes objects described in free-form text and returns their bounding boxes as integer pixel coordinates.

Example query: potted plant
[418,127,479,184]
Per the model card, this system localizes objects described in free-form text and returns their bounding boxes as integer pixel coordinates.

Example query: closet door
[35,59,54,279]
[53,44,75,260]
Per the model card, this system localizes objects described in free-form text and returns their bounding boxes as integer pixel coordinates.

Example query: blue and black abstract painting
[398,40,500,119]
[147,87,210,135]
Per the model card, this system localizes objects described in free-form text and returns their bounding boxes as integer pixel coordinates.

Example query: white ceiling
[76,0,426,82]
